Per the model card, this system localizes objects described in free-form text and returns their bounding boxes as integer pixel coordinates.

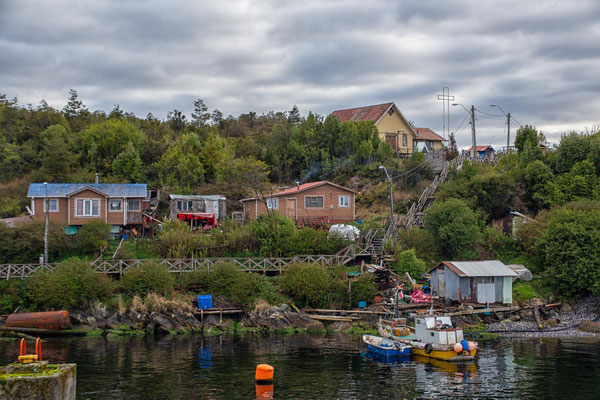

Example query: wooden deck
[0,245,359,280]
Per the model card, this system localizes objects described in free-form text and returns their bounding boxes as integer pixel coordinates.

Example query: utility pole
[378,166,394,246]
[471,105,477,159]
[437,87,455,140]
[44,182,49,264]
[507,112,511,150]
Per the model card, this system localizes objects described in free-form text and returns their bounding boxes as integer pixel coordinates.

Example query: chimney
[95,173,99,184]
[295,181,300,191]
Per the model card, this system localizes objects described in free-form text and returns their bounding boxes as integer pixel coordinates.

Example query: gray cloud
[1,0,599,149]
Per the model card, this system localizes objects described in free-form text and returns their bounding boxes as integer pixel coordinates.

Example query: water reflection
[1,334,600,399]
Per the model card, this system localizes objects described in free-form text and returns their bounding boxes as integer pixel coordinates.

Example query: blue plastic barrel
[358,301,367,308]
[198,295,213,309]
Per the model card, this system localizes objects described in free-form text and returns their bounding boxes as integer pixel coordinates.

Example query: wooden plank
[306,315,359,322]
[443,306,521,316]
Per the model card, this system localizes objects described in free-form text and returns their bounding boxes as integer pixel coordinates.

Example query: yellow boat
[378,315,478,362]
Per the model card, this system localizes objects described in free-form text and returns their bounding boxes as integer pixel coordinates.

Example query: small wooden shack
[429,260,517,304]
[169,195,226,221]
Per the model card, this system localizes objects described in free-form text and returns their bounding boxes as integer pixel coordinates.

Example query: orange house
[241,181,356,223]
[27,183,148,233]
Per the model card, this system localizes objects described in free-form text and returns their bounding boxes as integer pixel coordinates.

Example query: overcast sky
[1,0,599,149]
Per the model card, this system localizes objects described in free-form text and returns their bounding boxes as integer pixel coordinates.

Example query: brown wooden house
[241,181,356,223]
[27,183,148,234]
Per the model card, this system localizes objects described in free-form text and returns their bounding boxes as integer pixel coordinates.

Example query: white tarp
[328,224,360,241]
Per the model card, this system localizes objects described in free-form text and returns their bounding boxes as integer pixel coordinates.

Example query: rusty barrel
[6,311,70,330]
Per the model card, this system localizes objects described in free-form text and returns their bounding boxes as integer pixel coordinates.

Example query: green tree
[467,172,515,221]
[81,119,145,172]
[521,160,554,212]
[250,213,296,256]
[40,124,75,180]
[391,248,428,278]
[157,133,205,192]
[112,143,144,182]
[535,208,600,297]
[77,220,111,255]
[191,99,210,128]
[514,125,540,153]
[425,198,483,260]
[555,132,591,174]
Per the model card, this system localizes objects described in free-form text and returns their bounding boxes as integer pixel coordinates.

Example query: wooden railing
[0,245,359,280]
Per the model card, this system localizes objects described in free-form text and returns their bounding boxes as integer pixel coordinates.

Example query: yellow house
[331,102,416,155]
[413,127,445,151]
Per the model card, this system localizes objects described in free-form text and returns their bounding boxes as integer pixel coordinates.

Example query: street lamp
[491,104,511,151]
[378,166,394,246]
[43,182,49,264]
[452,103,476,159]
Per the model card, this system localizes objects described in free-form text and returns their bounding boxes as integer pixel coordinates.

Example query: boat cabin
[414,316,464,345]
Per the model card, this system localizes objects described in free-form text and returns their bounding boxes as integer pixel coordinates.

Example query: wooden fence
[0,245,359,280]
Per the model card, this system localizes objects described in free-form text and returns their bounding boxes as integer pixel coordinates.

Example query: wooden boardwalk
[0,245,359,280]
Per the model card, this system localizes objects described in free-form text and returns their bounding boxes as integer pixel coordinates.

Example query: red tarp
[176,213,218,227]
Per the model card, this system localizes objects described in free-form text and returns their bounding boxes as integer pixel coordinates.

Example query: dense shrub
[177,270,211,292]
[480,226,519,262]
[158,219,203,258]
[350,273,378,307]
[0,279,31,314]
[193,263,277,308]
[120,261,175,297]
[396,228,441,266]
[535,208,600,297]
[390,248,428,278]
[425,198,483,260]
[279,263,334,308]
[291,227,345,255]
[0,220,71,263]
[77,220,111,254]
[250,213,296,256]
[30,257,115,309]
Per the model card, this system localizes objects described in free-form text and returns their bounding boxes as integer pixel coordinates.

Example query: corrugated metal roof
[240,181,356,202]
[440,260,518,277]
[169,194,226,201]
[28,183,147,198]
[414,127,445,142]
[331,103,394,123]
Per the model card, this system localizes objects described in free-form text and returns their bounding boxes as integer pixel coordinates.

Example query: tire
[424,343,433,355]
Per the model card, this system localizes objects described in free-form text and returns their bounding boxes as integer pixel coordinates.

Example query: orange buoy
[453,342,463,353]
[468,341,477,351]
[255,364,274,384]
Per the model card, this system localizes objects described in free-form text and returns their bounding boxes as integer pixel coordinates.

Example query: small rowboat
[363,334,411,357]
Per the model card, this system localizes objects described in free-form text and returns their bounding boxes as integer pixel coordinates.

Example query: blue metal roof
[27,183,147,198]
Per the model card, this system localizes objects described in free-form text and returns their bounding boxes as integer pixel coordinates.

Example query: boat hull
[366,343,411,358]
[411,346,477,361]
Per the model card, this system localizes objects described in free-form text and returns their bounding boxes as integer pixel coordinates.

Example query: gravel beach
[486,296,600,338]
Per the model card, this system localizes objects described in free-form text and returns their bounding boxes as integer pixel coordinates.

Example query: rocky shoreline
[67,301,378,337]
[485,296,600,338]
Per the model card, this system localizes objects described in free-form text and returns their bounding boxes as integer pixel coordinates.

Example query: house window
[109,199,122,212]
[480,277,494,284]
[305,196,323,208]
[426,140,434,150]
[177,200,192,211]
[44,199,58,212]
[75,199,100,217]
[127,199,140,211]
[402,134,408,147]
[388,108,394,116]
[339,195,350,208]
[266,198,278,210]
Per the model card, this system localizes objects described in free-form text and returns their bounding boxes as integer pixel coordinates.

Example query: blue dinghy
[363,334,411,357]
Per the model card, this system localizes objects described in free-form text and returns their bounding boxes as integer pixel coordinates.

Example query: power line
[474,108,504,118]
[510,115,522,127]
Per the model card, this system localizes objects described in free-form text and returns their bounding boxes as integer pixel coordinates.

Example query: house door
[286,198,296,219]
[438,269,445,297]
[477,283,495,303]
[385,134,398,150]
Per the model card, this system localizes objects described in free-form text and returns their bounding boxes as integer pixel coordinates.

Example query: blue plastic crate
[358,301,367,308]
[198,295,213,309]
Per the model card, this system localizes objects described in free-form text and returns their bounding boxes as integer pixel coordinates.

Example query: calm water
[2,334,600,399]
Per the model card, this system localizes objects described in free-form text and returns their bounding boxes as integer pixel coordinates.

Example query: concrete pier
[0,361,76,399]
